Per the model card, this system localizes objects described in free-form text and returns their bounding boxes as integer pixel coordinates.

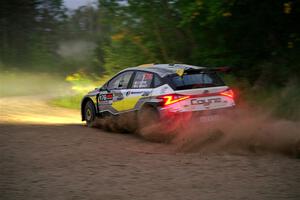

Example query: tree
[0,0,65,70]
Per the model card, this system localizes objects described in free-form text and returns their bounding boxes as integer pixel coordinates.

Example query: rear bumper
[153,106,235,131]
[158,106,235,119]
[191,106,235,116]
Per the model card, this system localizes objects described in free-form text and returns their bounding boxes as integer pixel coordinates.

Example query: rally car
[81,64,235,131]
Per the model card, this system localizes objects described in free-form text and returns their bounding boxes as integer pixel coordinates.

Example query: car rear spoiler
[182,66,232,75]
[210,66,232,73]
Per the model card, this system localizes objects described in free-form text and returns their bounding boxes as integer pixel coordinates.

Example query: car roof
[122,64,207,77]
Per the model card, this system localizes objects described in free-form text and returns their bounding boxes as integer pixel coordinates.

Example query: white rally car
[81,64,235,131]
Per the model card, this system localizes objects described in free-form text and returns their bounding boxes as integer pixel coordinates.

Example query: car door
[121,71,154,111]
[98,71,134,114]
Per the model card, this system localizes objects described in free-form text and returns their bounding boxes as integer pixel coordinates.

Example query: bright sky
[64,0,97,10]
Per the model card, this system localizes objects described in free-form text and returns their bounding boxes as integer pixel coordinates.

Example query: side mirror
[118,80,124,88]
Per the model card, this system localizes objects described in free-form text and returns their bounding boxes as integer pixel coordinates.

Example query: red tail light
[220,89,234,98]
[157,94,190,106]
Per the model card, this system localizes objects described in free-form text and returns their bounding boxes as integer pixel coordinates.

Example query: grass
[49,72,109,110]
[50,95,82,110]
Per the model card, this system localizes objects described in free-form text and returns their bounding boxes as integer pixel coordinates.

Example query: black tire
[138,106,171,142]
[137,106,159,131]
[84,101,97,127]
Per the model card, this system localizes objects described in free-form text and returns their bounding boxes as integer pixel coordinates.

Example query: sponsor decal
[125,90,150,96]
[191,98,222,106]
[133,80,149,88]
[176,68,184,76]
[114,92,124,101]
[144,73,153,80]
[99,93,113,101]
[106,93,113,99]
[130,91,143,95]
[160,86,169,94]
[100,100,112,105]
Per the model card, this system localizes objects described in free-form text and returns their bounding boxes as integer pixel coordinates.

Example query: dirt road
[1,95,300,200]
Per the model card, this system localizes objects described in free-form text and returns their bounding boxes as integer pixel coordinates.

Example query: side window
[107,71,133,90]
[153,75,163,87]
[132,72,153,89]
[107,75,122,90]
[119,71,133,89]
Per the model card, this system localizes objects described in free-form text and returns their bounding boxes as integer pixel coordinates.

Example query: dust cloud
[166,107,300,157]
[95,101,300,157]
[0,70,70,97]
[57,40,96,61]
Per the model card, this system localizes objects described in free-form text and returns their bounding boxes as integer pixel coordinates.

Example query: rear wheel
[138,106,172,142]
[84,101,97,127]
[138,106,159,130]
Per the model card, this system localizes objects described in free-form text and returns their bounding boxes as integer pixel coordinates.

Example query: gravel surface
[1,96,300,200]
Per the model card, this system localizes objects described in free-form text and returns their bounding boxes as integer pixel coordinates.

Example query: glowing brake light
[220,89,234,98]
[158,94,190,106]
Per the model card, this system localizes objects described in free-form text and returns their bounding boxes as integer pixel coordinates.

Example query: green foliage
[1,0,300,119]
[0,70,67,97]
[272,84,300,120]
[1,0,299,82]
[49,72,109,110]
[0,0,66,70]
[223,74,300,121]
[65,72,108,94]
[96,0,300,86]
[103,38,152,74]
[50,95,82,110]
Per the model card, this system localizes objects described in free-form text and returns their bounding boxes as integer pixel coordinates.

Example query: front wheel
[84,101,97,127]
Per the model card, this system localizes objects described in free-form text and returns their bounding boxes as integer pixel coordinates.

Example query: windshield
[170,72,225,90]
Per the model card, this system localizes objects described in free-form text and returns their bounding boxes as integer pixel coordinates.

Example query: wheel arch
[139,102,160,115]
[81,97,96,121]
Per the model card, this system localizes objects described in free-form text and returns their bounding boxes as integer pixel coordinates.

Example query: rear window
[170,72,224,90]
